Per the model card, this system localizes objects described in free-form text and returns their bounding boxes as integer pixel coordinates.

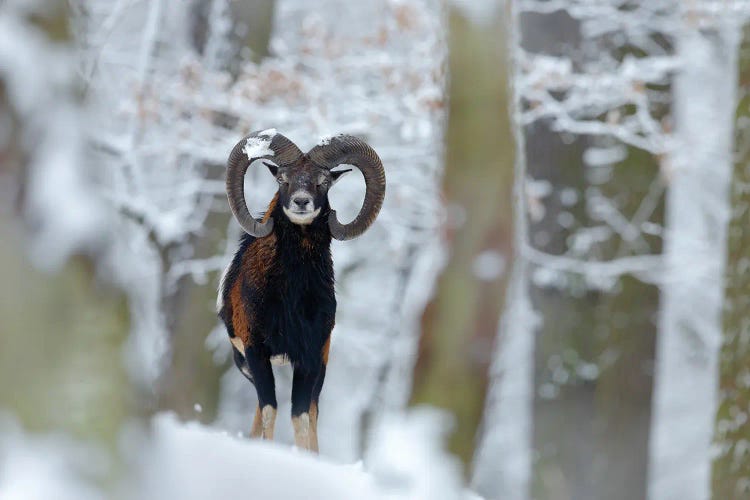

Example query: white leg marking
[260,405,276,439]
[292,412,312,450]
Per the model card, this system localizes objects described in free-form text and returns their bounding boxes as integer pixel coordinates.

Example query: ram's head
[225,130,386,240]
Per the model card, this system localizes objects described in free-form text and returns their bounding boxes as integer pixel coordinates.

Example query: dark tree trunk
[410,8,513,466]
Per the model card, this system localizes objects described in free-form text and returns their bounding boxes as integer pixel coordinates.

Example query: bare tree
[649,6,747,500]
[711,19,750,500]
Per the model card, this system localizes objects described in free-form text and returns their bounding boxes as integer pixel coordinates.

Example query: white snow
[1,411,474,499]
[365,410,465,500]
[525,178,552,199]
[583,145,628,167]
[471,266,536,500]
[243,135,275,160]
[128,411,472,500]
[131,414,378,500]
[258,128,278,138]
[472,250,506,282]
[0,417,105,500]
[318,134,337,146]
[559,188,578,207]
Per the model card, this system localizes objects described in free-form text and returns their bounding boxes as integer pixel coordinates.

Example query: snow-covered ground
[0,416,104,500]
[1,411,478,500]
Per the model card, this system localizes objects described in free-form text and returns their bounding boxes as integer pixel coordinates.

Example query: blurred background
[1,0,749,499]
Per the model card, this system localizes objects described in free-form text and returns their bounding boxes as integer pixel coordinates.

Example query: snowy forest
[1,0,750,499]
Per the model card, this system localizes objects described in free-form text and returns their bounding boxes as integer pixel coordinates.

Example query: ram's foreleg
[250,404,277,439]
[309,337,330,452]
[291,364,323,452]
[245,347,277,440]
[291,337,331,452]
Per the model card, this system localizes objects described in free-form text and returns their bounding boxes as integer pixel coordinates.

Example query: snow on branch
[514,0,679,285]
[523,244,663,284]
[518,49,677,155]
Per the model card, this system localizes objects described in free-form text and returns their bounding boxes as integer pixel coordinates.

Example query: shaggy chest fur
[218,206,336,370]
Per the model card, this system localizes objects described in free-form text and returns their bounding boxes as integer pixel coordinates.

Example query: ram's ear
[263,161,278,177]
[331,168,352,185]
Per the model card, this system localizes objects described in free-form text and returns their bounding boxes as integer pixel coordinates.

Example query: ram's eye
[277,176,288,185]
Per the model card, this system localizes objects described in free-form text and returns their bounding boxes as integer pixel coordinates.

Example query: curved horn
[307,135,386,241]
[226,130,302,237]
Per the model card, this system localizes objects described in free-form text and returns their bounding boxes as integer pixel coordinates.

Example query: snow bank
[365,409,465,500]
[131,414,377,500]
[131,410,473,500]
[0,417,105,500]
[0,409,477,499]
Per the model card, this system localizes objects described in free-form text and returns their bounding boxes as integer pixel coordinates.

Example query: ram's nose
[292,196,311,210]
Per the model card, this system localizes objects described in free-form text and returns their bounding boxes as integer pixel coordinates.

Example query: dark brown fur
[218,192,337,450]
[226,194,279,349]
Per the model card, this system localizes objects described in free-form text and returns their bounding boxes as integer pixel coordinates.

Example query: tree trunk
[471,3,534,497]
[649,13,738,500]
[410,7,513,466]
[711,20,750,500]
[190,0,276,72]
[0,0,132,451]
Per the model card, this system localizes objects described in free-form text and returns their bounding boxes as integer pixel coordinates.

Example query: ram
[217,130,385,452]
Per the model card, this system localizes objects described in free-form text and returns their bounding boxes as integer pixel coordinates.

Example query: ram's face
[266,162,349,225]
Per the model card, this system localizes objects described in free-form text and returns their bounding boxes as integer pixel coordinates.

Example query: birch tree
[649,5,745,500]
[712,19,750,500]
